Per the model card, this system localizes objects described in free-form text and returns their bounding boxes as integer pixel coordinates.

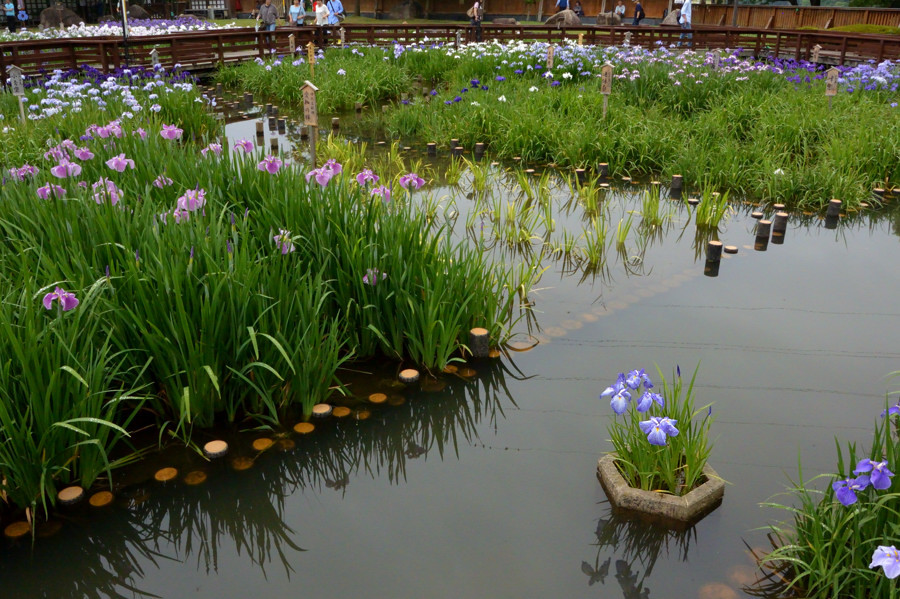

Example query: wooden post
[6,66,25,122]
[600,62,613,119]
[825,66,838,110]
[307,41,316,78]
[826,198,842,218]
[301,80,319,168]
[468,328,490,358]
[289,33,295,53]
[706,240,723,263]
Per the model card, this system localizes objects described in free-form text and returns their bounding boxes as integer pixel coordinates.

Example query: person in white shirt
[679,0,692,46]
[314,0,330,25]
[614,0,625,17]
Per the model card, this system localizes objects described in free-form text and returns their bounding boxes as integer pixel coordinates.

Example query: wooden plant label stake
[600,62,613,119]
[578,33,583,46]
[623,31,632,46]
[307,41,316,78]
[455,29,462,47]
[339,26,346,48]
[6,65,25,122]
[713,52,720,69]
[547,45,554,69]
[289,33,296,54]
[149,48,160,67]
[811,43,822,63]
[301,80,319,167]
[825,66,838,110]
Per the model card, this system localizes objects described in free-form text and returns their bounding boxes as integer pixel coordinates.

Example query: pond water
[2,113,899,599]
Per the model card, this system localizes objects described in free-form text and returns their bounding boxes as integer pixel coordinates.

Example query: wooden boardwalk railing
[694,4,900,30]
[2,24,899,78]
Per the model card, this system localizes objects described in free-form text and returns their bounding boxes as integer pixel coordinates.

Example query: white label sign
[302,80,319,127]
[7,65,24,97]
[825,67,839,97]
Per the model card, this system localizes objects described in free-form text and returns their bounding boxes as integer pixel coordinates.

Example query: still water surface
[3,118,899,599]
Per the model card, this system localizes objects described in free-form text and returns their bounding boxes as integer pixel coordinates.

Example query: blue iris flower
[600,374,626,400]
[639,416,679,446]
[854,459,894,490]
[636,391,664,413]
[610,390,632,415]
[833,475,870,506]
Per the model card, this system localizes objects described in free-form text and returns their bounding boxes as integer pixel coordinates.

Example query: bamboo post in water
[474,143,485,159]
[772,212,788,235]
[469,327,490,358]
[826,199,842,218]
[277,119,286,133]
[706,240,723,262]
[427,142,437,156]
[332,117,340,130]
[451,146,464,157]
[756,219,772,239]
[255,121,264,137]
[575,168,587,185]
[598,163,610,177]
[450,138,460,149]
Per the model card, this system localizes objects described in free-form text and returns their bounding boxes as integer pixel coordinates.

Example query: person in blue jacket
[326,0,343,25]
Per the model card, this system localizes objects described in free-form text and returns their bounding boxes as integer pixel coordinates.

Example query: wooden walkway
[2,24,899,78]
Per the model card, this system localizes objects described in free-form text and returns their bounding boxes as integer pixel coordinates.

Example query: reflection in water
[582,504,697,598]
[0,359,519,599]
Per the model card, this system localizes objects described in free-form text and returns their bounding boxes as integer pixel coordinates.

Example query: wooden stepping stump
[687,197,700,206]
[203,440,229,459]
[368,393,388,404]
[751,211,763,219]
[154,467,178,483]
[354,409,372,421]
[458,367,477,378]
[89,491,114,508]
[4,521,31,540]
[231,457,254,471]
[312,403,333,418]
[387,395,406,406]
[488,348,501,358]
[698,582,738,599]
[293,422,315,434]
[183,471,208,486]
[420,377,448,392]
[332,406,352,418]
[723,245,738,254]
[468,327,490,358]
[58,486,84,505]
[399,369,420,383]
[442,364,459,374]
[277,439,296,451]
[252,438,274,452]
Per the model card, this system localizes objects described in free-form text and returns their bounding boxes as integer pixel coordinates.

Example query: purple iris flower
[324,159,343,175]
[363,267,387,285]
[50,160,82,179]
[639,416,679,446]
[481,85,489,91]
[134,128,148,140]
[610,389,632,415]
[42,286,79,311]
[371,185,391,203]
[356,169,379,186]
[273,228,295,254]
[257,155,283,174]
[470,79,480,86]
[854,459,894,490]
[550,80,561,87]
[306,166,334,187]
[832,475,870,506]
[870,546,900,579]
[234,139,255,153]
[453,96,462,103]
[92,178,122,205]
[105,153,135,172]
[172,208,191,223]
[881,401,900,418]
[153,174,173,188]
[430,89,438,96]
[496,75,506,81]
[399,172,425,190]
[636,391,664,413]
[36,184,66,200]
[160,124,184,140]
[600,373,626,399]
[625,369,647,390]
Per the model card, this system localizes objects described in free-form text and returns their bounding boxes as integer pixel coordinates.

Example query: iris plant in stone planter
[597,366,724,524]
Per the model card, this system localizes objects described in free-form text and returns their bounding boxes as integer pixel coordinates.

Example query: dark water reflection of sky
[3,124,900,598]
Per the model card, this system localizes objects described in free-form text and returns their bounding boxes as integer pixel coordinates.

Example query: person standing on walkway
[4,1,16,33]
[326,0,343,25]
[554,0,568,12]
[314,0,330,25]
[632,0,644,26]
[257,0,278,31]
[679,0,693,46]
[288,0,305,26]
[468,0,482,42]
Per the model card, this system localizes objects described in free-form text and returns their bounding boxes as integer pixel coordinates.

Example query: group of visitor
[252,0,344,30]
[4,0,26,33]
[609,0,690,31]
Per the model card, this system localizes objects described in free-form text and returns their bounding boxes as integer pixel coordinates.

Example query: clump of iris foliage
[761,372,900,599]
[603,365,714,496]
[217,41,900,210]
[0,66,534,519]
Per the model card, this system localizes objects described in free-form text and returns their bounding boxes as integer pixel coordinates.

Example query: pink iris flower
[371,185,391,203]
[9,164,39,181]
[356,169,379,186]
[234,139,255,153]
[362,267,387,286]
[177,188,206,212]
[36,184,66,200]
[257,155,283,174]
[160,124,184,140]
[74,147,95,161]
[92,177,122,205]
[399,172,425,190]
[43,286,79,311]
[106,153,135,172]
[50,160,82,179]
[173,208,191,223]
[273,228,295,254]
[134,128,148,140]
[153,174,174,188]
[201,143,223,158]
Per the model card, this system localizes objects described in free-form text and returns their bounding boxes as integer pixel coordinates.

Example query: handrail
[2,24,898,78]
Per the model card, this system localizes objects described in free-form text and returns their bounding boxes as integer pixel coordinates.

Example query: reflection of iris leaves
[2,357,520,598]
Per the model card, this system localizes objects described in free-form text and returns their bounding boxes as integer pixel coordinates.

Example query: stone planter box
[597,454,725,524]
